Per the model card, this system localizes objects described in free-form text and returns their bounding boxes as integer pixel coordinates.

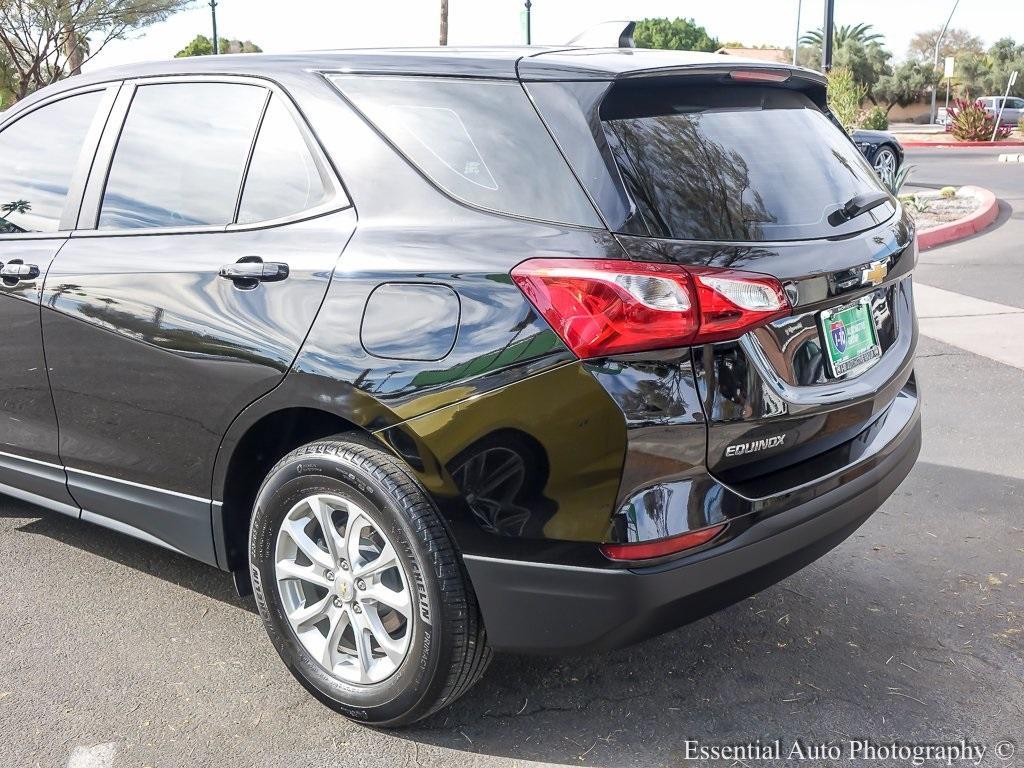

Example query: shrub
[940,186,957,198]
[1019,115,1024,134]
[859,106,889,130]
[946,99,1011,141]
[827,67,865,131]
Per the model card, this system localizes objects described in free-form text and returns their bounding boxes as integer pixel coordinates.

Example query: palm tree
[1,200,30,215]
[800,23,884,48]
[439,0,448,46]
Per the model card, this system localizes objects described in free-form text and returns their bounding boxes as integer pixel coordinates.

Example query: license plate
[819,298,882,378]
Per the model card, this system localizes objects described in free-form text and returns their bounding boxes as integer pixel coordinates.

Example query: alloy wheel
[873,148,897,178]
[274,493,413,685]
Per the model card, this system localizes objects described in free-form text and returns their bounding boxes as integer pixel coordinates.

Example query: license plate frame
[818,297,882,378]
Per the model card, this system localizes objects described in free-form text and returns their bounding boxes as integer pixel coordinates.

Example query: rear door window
[99,82,267,230]
[601,83,893,242]
[237,95,328,224]
[0,91,104,234]
[329,75,601,228]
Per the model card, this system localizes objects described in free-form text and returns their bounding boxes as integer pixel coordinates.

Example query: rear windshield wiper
[828,191,890,227]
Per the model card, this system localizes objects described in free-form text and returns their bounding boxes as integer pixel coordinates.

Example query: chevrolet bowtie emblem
[862,260,888,286]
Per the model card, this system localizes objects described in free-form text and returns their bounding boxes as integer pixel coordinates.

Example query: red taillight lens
[511,258,789,358]
[689,268,791,343]
[600,523,728,562]
[510,258,699,357]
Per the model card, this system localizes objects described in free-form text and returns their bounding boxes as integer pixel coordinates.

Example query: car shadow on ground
[0,498,254,613]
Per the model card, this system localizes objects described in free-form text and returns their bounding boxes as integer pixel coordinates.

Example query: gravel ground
[905,189,983,229]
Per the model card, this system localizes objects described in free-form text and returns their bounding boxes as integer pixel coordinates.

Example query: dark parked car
[852,128,904,179]
[0,49,919,726]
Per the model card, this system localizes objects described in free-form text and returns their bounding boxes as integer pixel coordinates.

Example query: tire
[249,433,491,726]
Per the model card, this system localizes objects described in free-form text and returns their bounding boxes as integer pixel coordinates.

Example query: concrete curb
[917,186,999,251]
[902,140,1024,148]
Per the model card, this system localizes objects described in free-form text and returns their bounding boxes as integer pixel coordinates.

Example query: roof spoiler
[566,20,635,49]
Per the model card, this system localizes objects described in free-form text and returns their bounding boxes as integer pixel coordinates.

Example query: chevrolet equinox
[0,46,920,726]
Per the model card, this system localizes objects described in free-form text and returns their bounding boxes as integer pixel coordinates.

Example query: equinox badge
[725,435,787,457]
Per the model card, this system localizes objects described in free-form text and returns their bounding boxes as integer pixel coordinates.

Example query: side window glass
[99,82,266,230]
[238,95,328,224]
[0,91,103,234]
[331,75,602,228]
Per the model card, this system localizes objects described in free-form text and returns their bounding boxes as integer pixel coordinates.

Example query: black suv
[0,47,919,726]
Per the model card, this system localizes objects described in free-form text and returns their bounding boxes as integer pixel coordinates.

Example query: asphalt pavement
[1,147,1022,768]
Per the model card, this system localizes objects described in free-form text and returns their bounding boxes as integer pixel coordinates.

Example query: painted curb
[902,140,1024,148]
[917,186,999,251]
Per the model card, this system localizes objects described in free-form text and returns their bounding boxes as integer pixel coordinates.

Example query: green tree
[833,39,891,100]
[800,23,884,48]
[175,34,262,57]
[0,0,193,101]
[874,60,939,115]
[634,17,718,52]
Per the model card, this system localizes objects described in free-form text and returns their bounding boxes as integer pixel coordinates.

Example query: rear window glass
[328,75,601,228]
[601,84,893,242]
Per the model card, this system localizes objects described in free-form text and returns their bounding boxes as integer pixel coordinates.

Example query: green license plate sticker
[819,300,881,377]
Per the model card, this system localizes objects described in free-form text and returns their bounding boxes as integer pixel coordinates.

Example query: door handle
[218,257,289,288]
[0,260,40,284]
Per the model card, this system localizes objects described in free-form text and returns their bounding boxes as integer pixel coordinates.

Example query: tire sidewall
[249,445,445,725]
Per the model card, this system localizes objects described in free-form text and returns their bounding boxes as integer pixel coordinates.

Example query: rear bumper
[464,396,920,654]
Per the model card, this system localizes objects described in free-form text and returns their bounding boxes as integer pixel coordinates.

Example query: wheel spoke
[282,517,334,571]
[344,509,372,570]
[363,605,407,664]
[276,558,331,589]
[353,539,398,579]
[349,608,375,682]
[308,496,344,562]
[287,593,331,629]
[321,603,349,670]
[362,582,412,618]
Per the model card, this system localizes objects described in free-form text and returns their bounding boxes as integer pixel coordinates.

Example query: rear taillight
[600,523,728,562]
[510,258,789,358]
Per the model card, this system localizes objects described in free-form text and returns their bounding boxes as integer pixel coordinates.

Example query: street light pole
[930,0,961,124]
[524,0,532,45]
[792,0,802,66]
[210,0,219,56]
[822,0,835,71]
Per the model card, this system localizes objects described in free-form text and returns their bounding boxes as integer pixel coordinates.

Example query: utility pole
[930,0,961,124]
[210,0,219,55]
[524,0,532,45]
[822,0,835,71]
[792,0,802,66]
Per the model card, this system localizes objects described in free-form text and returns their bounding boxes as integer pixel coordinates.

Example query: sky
[83,0,1018,72]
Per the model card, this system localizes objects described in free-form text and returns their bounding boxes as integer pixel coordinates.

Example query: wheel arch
[213,405,369,572]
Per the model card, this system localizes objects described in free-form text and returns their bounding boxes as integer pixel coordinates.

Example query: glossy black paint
[851,128,905,172]
[0,49,921,654]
